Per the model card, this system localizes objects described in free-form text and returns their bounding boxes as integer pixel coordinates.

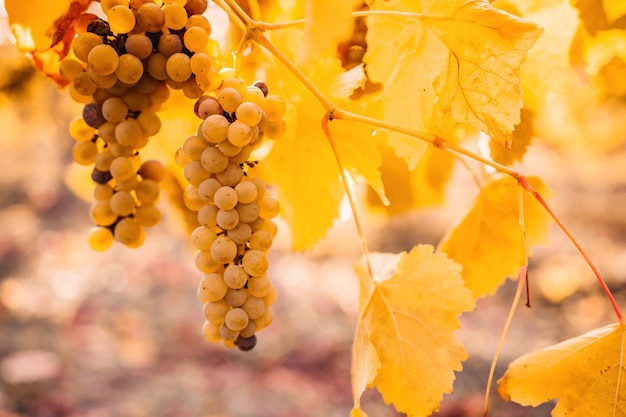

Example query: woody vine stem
[216,0,625,323]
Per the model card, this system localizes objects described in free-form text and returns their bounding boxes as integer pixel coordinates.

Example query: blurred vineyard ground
[2,7,626,417]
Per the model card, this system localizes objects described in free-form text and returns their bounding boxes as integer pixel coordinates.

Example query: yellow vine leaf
[489,108,534,166]
[351,245,475,417]
[6,0,93,85]
[438,176,552,298]
[365,0,542,158]
[266,58,360,250]
[498,323,626,416]
[603,0,626,23]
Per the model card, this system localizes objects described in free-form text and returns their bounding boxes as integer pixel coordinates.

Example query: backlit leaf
[438,176,552,298]
[498,323,626,416]
[351,245,475,417]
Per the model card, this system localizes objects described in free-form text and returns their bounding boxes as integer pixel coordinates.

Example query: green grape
[121,88,150,111]
[254,308,273,331]
[163,3,188,30]
[258,196,280,219]
[228,145,252,165]
[101,0,127,14]
[247,275,271,298]
[182,76,204,99]
[166,53,192,82]
[183,185,206,211]
[194,95,220,118]
[213,186,238,210]
[262,286,277,307]
[115,119,144,147]
[69,117,95,141]
[125,34,154,59]
[94,149,115,172]
[59,59,84,81]
[263,95,286,121]
[116,174,140,192]
[86,226,115,251]
[138,160,165,182]
[217,87,242,113]
[101,97,129,123]
[239,320,257,338]
[223,265,248,289]
[184,0,208,15]
[216,139,241,157]
[197,177,221,202]
[135,203,161,227]
[136,111,161,137]
[73,32,103,63]
[258,219,277,238]
[107,4,136,34]
[248,177,267,200]
[183,160,211,186]
[210,236,237,263]
[198,272,228,302]
[200,147,229,173]
[235,102,262,127]
[183,26,209,52]
[216,209,239,230]
[186,14,211,32]
[183,135,207,160]
[110,190,136,216]
[200,114,229,143]
[227,120,252,147]
[109,142,134,157]
[136,2,165,32]
[115,54,144,85]
[94,183,115,200]
[87,44,120,76]
[236,202,259,223]
[197,204,218,227]
[203,299,229,324]
[226,222,252,245]
[234,181,257,204]
[249,230,273,252]
[109,156,136,181]
[242,250,268,277]
[202,320,221,343]
[87,68,118,88]
[190,52,213,77]
[135,179,159,203]
[264,119,286,139]
[191,226,218,251]
[219,77,247,95]
[195,251,222,274]
[241,296,265,320]
[224,288,247,307]
[219,322,239,342]
[89,200,118,226]
[242,86,266,107]
[129,0,151,10]
[72,140,98,165]
[97,122,117,143]
[147,53,169,81]
[72,72,97,96]
[114,217,144,247]
[158,33,183,57]
[224,308,249,331]
[215,163,243,187]
[134,74,158,94]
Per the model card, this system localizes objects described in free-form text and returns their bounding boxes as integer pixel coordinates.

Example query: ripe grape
[235,335,257,351]
[242,250,269,277]
[225,308,249,331]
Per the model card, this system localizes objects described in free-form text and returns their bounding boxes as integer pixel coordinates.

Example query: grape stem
[321,115,374,281]
[216,0,624,324]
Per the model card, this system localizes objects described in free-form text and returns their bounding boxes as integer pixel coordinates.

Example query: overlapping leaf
[351,245,475,417]
[499,323,626,416]
[364,0,542,161]
[438,176,552,298]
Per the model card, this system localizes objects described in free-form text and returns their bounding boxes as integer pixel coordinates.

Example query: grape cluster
[60,0,222,250]
[179,78,286,350]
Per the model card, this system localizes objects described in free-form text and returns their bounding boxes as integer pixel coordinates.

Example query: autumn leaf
[6,0,93,85]
[438,176,552,298]
[351,245,475,417]
[603,0,626,23]
[489,108,534,166]
[364,0,542,160]
[498,323,626,416]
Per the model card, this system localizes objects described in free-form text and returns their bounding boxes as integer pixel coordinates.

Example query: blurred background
[1,1,626,416]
